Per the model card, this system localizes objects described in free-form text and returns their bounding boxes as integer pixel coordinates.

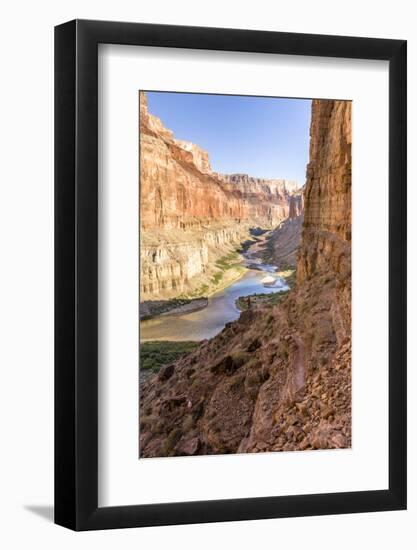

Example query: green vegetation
[234,268,296,312]
[211,271,224,285]
[215,251,240,270]
[184,284,209,299]
[186,251,245,298]
[211,252,242,285]
[236,291,290,311]
[140,340,199,371]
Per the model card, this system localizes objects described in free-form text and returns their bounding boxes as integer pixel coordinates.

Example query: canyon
[140,92,302,301]
[140,98,352,457]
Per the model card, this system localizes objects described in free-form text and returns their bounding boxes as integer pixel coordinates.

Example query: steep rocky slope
[139,99,352,457]
[258,187,305,269]
[263,215,304,269]
[140,92,300,300]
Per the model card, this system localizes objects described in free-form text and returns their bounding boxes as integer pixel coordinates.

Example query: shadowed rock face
[297,100,351,284]
[139,99,352,457]
[139,92,301,300]
[265,214,304,269]
[257,186,305,269]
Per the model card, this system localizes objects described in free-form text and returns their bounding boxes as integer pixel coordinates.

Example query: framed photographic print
[55,20,407,530]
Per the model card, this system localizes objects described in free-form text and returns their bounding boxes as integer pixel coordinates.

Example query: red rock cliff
[140,93,299,231]
[140,92,301,300]
[297,100,351,283]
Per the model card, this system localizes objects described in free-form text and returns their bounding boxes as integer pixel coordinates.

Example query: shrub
[140,340,199,371]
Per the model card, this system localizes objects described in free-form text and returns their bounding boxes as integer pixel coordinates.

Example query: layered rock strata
[140,92,300,300]
[141,224,247,298]
[139,99,352,457]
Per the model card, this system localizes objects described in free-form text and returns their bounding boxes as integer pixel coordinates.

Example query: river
[140,241,289,342]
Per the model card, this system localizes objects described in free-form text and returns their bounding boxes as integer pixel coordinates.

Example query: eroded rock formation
[140,92,300,300]
[139,99,352,457]
[264,214,304,269]
[258,186,305,269]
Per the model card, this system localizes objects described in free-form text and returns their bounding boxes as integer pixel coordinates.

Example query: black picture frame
[55,19,407,531]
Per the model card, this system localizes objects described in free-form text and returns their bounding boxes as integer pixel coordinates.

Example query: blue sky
[146,91,311,186]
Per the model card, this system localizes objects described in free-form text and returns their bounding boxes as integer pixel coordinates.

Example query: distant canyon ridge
[140,92,303,301]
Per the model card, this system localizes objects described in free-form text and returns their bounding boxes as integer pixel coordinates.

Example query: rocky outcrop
[175,140,212,174]
[264,215,304,269]
[140,92,301,300]
[141,224,246,298]
[139,99,352,457]
[288,188,304,219]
